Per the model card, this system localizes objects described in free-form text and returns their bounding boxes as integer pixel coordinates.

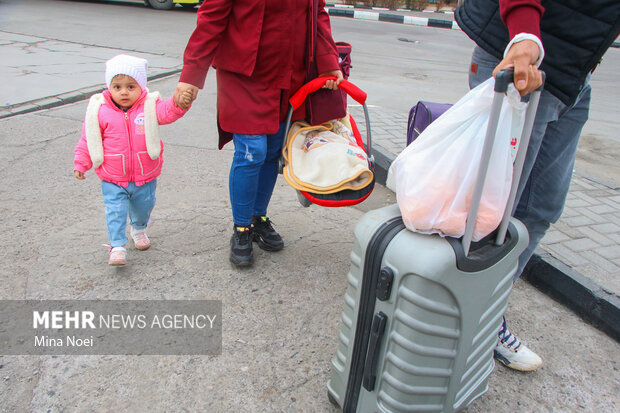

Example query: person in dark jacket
[173,0,343,267]
[455,0,620,372]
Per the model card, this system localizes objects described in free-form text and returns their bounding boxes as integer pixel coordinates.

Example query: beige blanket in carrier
[282,117,374,194]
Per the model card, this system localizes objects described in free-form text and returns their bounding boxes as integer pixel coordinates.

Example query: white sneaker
[130,227,151,250]
[108,246,127,266]
[494,317,543,372]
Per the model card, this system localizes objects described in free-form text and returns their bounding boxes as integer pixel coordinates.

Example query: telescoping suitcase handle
[461,69,545,256]
[284,77,374,165]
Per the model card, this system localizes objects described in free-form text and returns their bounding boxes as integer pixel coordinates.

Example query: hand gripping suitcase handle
[494,68,545,94]
[462,69,546,255]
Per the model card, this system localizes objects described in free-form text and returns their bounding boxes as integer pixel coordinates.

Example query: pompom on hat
[105,54,148,90]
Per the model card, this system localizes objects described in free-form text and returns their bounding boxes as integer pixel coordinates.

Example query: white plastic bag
[393,78,526,241]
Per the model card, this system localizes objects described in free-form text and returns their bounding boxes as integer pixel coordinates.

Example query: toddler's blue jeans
[469,46,591,280]
[101,180,157,247]
[229,123,286,226]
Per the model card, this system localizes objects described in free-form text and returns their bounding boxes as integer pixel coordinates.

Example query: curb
[370,144,620,343]
[0,68,182,120]
[326,5,460,30]
[522,251,620,342]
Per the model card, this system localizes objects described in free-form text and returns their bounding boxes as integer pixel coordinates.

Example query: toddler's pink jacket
[74,89,186,187]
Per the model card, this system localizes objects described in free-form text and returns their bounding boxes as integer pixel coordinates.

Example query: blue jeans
[469,46,591,280]
[101,180,157,247]
[229,123,286,226]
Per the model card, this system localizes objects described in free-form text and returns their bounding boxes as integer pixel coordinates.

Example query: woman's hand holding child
[174,82,199,110]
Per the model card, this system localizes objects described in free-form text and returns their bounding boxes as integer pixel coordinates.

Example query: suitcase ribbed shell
[328,204,528,412]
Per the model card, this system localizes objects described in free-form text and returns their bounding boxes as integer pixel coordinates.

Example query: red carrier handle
[281,76,374,177]
[288,77,368,110]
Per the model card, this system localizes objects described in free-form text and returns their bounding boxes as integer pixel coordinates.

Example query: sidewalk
[0,31,182,118]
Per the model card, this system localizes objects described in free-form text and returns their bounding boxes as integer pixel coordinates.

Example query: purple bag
[407,101,453,146]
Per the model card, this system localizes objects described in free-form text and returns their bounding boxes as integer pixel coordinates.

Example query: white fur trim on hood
[143,92,161,160]
[85,92,161,168]
[85,93,106,168]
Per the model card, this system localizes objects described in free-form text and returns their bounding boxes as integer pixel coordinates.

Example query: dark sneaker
[230,226,253,267]
[252,216,284,251]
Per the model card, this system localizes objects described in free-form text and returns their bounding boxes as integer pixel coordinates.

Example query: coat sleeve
[500,0,545,39]
[74,122,93,173]
[315,0,340,74]
[180,0,233,89]
[155,96,188,125]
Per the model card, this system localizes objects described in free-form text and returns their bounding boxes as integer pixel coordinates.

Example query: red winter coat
[499,0,544,39]
[180,0,340,149]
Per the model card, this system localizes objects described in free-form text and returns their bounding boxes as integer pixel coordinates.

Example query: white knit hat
[105,54,148,90]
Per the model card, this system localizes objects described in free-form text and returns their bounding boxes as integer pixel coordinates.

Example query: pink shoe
[108,246,127,266]
[131,227,151,250]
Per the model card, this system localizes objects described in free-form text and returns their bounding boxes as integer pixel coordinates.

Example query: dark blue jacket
[455,0,620,106]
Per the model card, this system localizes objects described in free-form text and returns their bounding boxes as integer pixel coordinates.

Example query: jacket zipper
[124,111,132,182]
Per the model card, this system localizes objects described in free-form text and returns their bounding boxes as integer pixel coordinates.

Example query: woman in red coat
[174,0,342,267]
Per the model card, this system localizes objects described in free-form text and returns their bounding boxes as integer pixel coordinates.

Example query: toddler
[74,54,192,265]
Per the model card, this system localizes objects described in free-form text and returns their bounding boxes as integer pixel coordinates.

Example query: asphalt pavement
[0,1,618,412]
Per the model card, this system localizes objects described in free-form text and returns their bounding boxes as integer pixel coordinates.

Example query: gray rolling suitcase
[327,71,543,413]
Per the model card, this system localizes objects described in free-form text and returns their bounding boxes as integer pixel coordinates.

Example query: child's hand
[181,89,193,109]
[74,170,85,180]
[174,82,198,110]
